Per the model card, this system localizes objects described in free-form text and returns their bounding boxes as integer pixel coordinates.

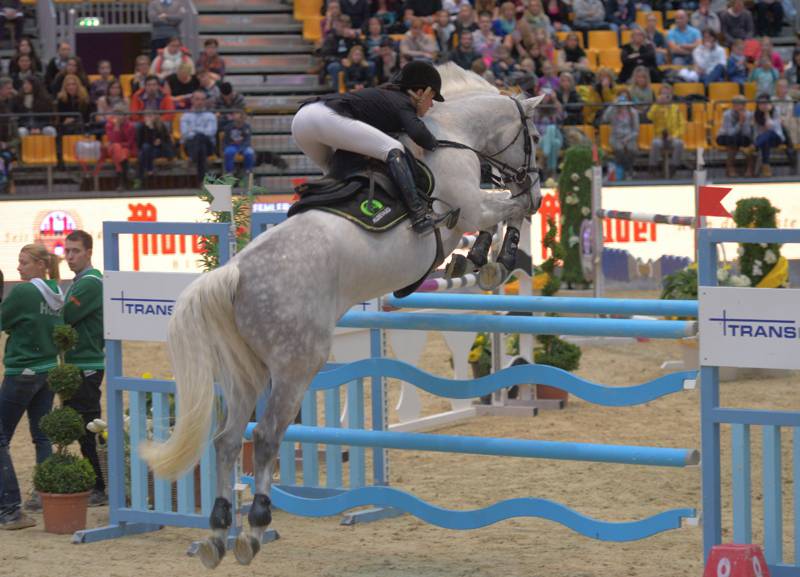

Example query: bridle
[437,96,541,198]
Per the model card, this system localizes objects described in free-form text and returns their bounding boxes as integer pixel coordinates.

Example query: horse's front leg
[497,214,525,272]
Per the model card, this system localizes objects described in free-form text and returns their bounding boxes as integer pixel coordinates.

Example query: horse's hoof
[197,536,226,569]
[478,263,507,290]
[445,254,467,279]
[234,533,261,566]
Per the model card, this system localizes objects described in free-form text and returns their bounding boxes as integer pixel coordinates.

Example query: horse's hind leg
[234,349,328,565]
[197,384,259,569]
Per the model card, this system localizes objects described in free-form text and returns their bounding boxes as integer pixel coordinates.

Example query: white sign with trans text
[699,287,800,370]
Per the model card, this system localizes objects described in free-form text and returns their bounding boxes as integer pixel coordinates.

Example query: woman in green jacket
[0,244,63,529]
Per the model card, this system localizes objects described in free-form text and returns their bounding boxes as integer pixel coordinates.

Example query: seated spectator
[89,60,115,102]
[13,77,55,137]
[602,88,640,179]
[444,0,470,17]
[687,29,726,84]
[449,30,481,70]
[0,0,24,46]
[56,74,94,136]
[342,45,375,90]
[522,0,551,33]
[720,0,754,46]
[608,0,636,31]
[165,62,199,109]
[364,17,388,62]
[667,11,702,65]
[534,88,565,179]
[787,48,800,88]
[9,38,42,76]
[544,0,570,32]
[50,56,89,96]
[319,16,362,85]
[592,67,619,120]
[375,38,400,82]
[471,58,496,84]
[44,42,73,91]
[135,111,174,187]
[536,60,559,92]
[216,81,245,132]
[716,94,755,176]
[754,0,784,37]
[340,0,370,30]
[180,90,217,182]
[321,1,342,40]
[223,110,255,176]
[492,2,518,38]
[556,71,584,125]
[491,46,520,86]
[556,32,592,84]
[450,4,478,49]
[473,0,496,18]
[433,10,454,59]
[749,54,779,96]
[10,54,41,91]
[130,55,152,94]
[619,26,660,83]
[644,12,669,66]
[759,37,784,72]
[753,92,784,176]
[510,20,542,67]
[473,11,502,63]
[773,79,797,164]
[150,36,194,81]
[98,105,136,191]
[198,69,221,104]
[629,65,655,120]
[647,84,685,176]
[533,28,555,62]
[95,79,129,122]
[400,17,438,63]
[195,38,225,81]
[130,74,175,122]
[726,38,749,84]
[692,0,722,34]
[374,0,404,33]
[572,0,612,37]
[513,58,538,95]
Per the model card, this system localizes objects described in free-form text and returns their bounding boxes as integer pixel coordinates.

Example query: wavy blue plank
[309,359,695,407]
[272,485,695,541]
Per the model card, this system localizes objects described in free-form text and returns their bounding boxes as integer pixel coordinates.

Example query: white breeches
[291,101,404,173]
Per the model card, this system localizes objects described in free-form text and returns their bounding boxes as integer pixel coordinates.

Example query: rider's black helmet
[397,61,445,102]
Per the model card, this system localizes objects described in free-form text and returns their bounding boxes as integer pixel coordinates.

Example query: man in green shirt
[62,230,107,507]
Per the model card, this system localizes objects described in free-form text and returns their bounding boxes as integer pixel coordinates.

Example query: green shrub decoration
[198,174,255,272]
[52,324,78,357]
[660,265,699,301]
[46,364,82,400]
[467,333,492,377]
[39,407,85,448]
[732,197,782,287]
[556,146,597,289]
[33,453,95,495]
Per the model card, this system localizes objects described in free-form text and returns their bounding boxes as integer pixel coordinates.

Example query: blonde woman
[0,244,64,527]
[56,74,94,135]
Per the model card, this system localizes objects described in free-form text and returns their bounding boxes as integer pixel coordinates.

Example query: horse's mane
[436,62,500,99]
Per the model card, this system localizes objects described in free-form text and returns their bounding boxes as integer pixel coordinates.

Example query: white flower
[729,275,751,287]
[752,265,763,277]
[737,246,745,256]
[764,249,777,264]
[565,193,579,204]
[568,235,580,247]
[760,243,768,248]
[754,259,763,268]
[717,268,729,282]
[572,185,580,192]
[584,168,592,178]
[581,206,591,217]
[570,173,579,182]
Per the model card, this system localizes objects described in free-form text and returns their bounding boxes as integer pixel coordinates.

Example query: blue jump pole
[339,311,697,339]
[246,424,699,468]
[385,293,698,318]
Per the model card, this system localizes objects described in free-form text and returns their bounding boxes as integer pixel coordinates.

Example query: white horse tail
[140,262,261,480]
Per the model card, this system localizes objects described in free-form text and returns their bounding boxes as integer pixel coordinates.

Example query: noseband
[437,96,541,197]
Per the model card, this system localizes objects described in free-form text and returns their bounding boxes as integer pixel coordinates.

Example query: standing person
[62,230,107,507]
[180,90,217,183]
[647,84,686,177]
[0,244,63,523]
[292,60,444,233]
[148,0,187,57]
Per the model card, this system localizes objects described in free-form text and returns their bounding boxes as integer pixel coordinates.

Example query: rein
[436,97,540,197]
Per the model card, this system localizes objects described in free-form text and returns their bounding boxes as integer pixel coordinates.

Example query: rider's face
[415,89,434,117]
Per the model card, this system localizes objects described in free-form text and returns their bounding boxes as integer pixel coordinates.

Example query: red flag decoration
[699,186,733,218]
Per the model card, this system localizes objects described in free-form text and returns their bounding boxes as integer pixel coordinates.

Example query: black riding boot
[386,148,433,233]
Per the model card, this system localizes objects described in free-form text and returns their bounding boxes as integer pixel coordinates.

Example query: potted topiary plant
[34,324,96,534]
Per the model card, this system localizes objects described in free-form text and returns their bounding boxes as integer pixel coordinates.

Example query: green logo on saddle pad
[360,199,385,217]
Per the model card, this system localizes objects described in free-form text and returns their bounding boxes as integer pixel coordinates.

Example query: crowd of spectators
[317,0,800,181]
[0,0,254,193]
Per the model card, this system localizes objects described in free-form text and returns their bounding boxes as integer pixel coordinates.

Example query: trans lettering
[726,324,797,339]
[122,302,174,316]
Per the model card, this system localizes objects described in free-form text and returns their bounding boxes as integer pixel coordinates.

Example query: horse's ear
[522,95,545,116]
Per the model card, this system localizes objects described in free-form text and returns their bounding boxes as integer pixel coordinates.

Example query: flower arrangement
[197,174,256,272]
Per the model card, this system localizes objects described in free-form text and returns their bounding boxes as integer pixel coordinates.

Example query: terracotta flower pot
[40,491,90,534]
[535,384,569,405]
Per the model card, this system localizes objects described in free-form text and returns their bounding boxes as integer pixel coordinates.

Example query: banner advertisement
[2,183,800,281]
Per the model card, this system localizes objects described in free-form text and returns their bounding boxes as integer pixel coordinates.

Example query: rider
[292,60,445,233]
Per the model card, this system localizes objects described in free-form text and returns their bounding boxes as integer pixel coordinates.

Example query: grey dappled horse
[140,63,543,568]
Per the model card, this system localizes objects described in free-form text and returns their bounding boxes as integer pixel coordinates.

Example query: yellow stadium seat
[691,102,707,125]
[294,0,323,20]
[585,49,599,71]
[743,82,757,100]
[119,73,135,99]
[556,31,584,48]
[708,82,740,102]
[21,135,57,166]
[620,29,632,45]
[588,30,618,51]
[599,124,612,154]
[578,124,595,142]
[636,11,663,31]
[302,15,324,43]
[61,134,92,165]
[637,123,654,151]
[673,82,705,98]
[597,49,622,73]
[684,121,708,151]
[666,10,680,22]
